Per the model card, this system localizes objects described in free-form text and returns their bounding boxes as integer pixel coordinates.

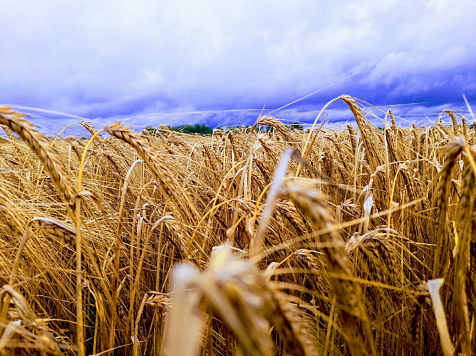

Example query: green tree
[292,122,303,131]
[167,124,213,135]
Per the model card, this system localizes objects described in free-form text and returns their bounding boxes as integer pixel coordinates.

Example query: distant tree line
[144,122,304,135]
[146,124,213,135]
[169,124,213,134]
[216,122,304,133]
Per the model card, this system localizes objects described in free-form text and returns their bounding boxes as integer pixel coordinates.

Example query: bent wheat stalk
[0,108,77,205]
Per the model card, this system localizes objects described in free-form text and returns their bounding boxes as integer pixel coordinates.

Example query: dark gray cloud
[1,0,475,132]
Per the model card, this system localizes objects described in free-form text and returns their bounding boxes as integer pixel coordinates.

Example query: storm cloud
[1,0,475,131]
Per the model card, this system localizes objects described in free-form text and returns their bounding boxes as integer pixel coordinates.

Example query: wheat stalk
[0,108,77,205]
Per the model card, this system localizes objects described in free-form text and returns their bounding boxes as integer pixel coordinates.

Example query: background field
[0,96,475,355]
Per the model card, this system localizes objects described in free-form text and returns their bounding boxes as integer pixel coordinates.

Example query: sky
[1,0,475,133]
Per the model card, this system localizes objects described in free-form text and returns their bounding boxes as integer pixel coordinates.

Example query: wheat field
[0,95,474,355]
